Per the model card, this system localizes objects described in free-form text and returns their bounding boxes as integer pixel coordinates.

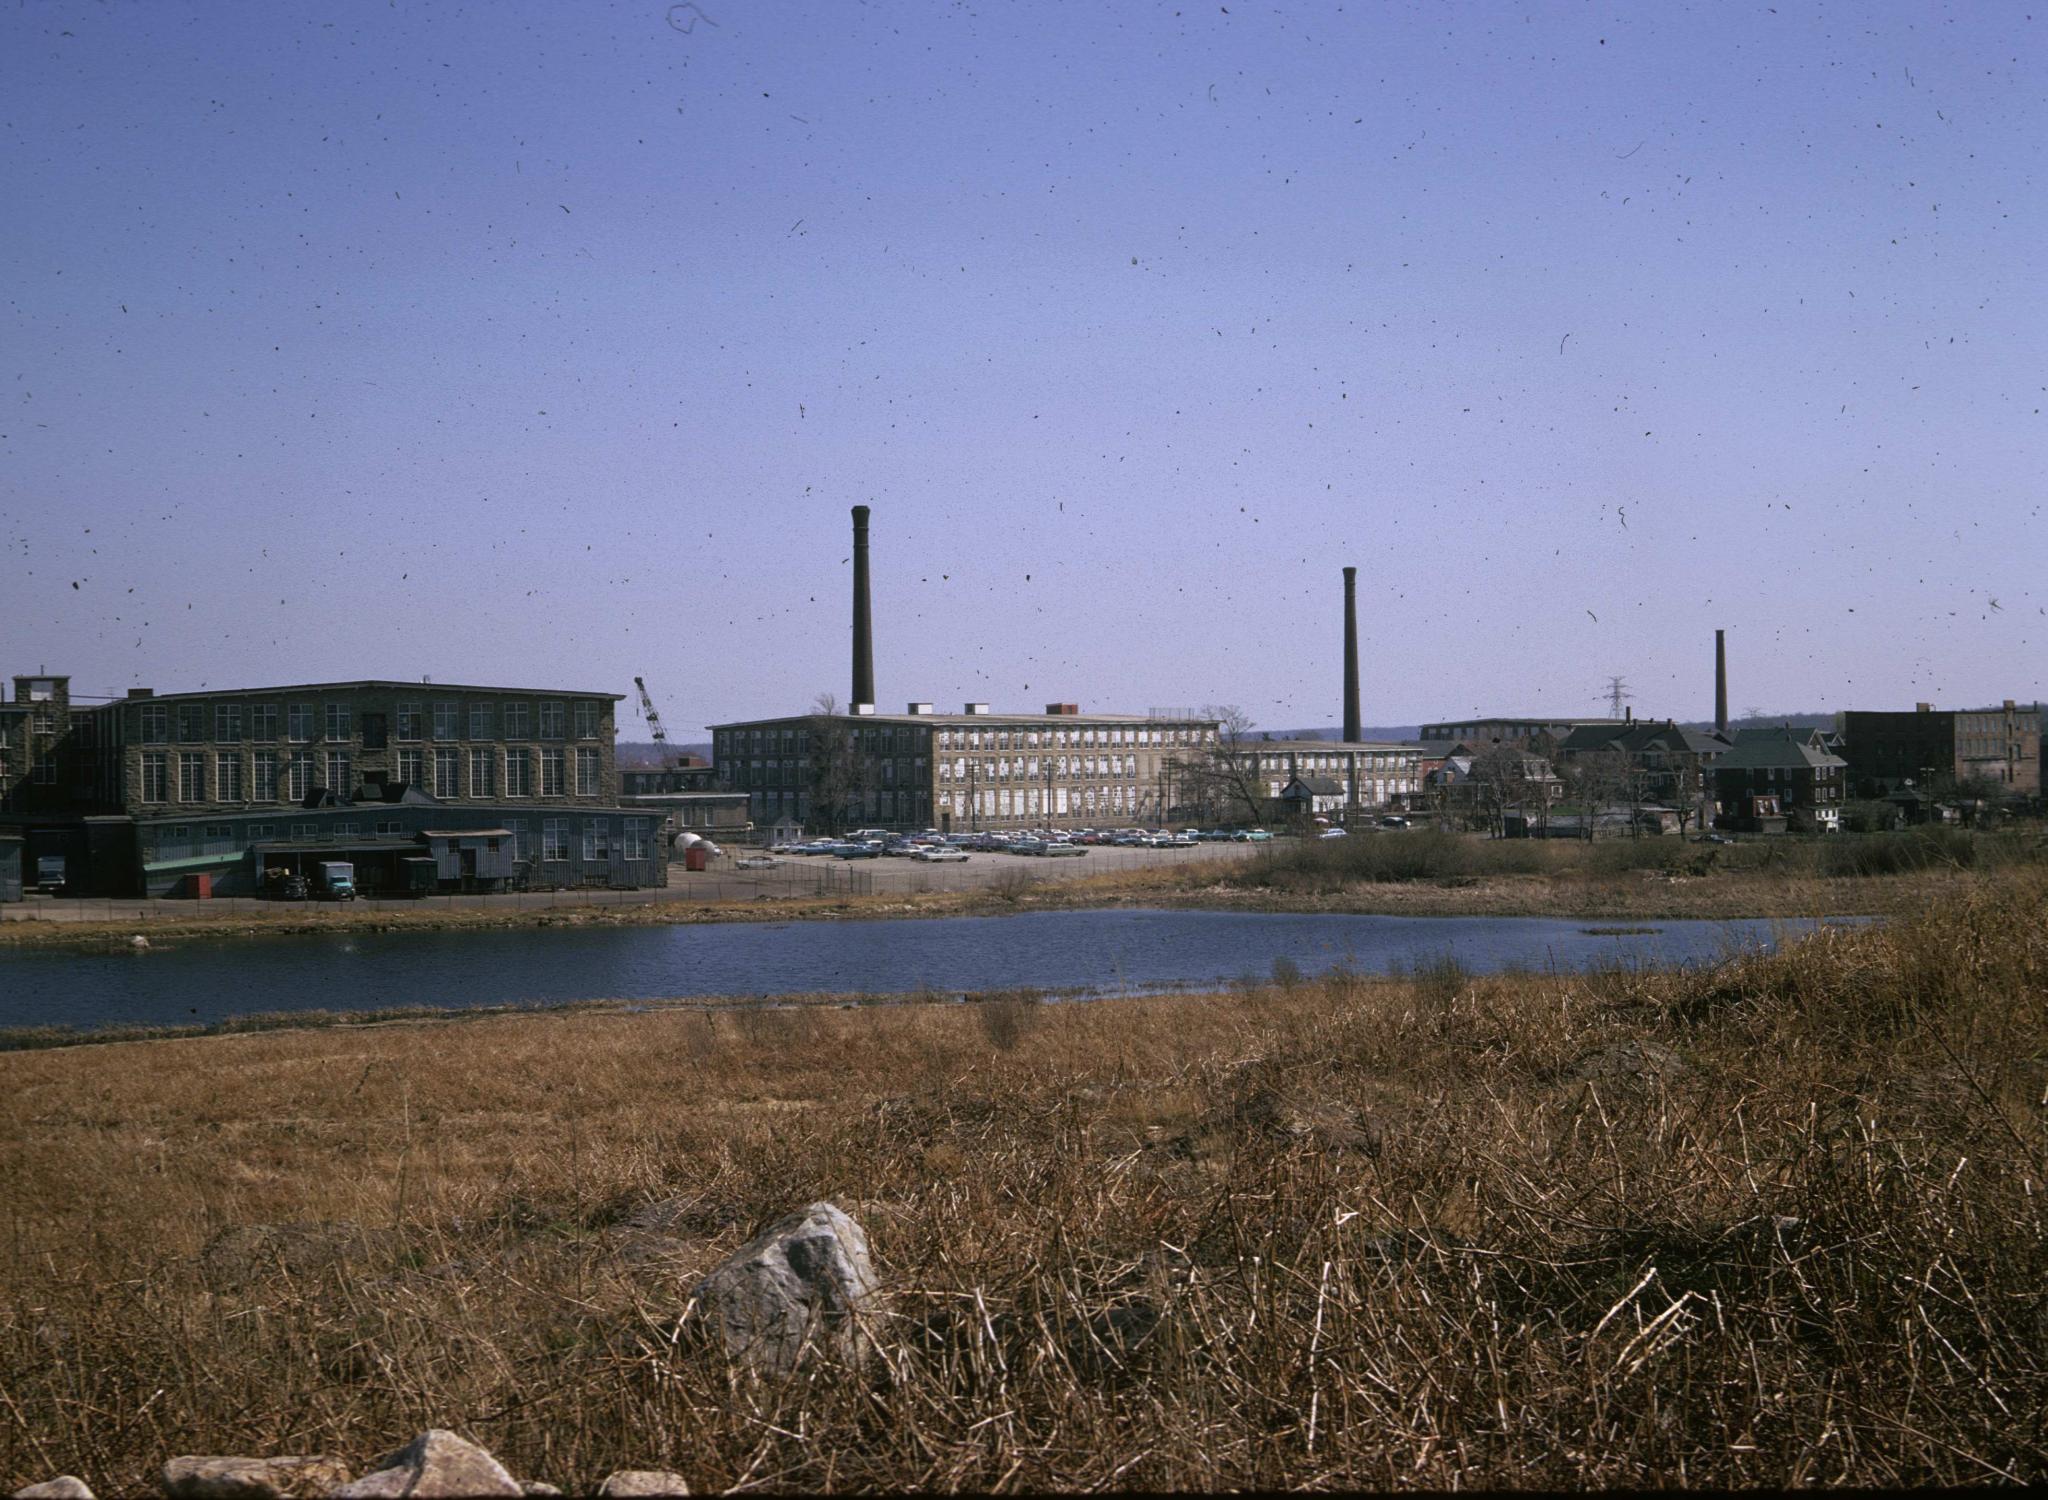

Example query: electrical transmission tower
[1603,675,1633,719]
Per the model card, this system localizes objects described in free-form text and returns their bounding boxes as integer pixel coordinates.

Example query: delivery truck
[314,861,357,900]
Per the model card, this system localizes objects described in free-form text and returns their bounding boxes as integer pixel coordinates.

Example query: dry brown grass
[2,873,2045,1490]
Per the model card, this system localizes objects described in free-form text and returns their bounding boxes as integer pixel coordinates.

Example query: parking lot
[678,835,1270,898]
[0,838,1270,924]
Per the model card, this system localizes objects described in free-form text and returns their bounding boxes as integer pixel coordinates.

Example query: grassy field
[2,869,2044,1490]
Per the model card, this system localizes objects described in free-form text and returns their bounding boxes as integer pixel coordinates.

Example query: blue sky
[4,0,2042,738]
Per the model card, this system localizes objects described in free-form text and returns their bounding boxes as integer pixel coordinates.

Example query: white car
[912,846,970,862]
[735,855,781,869]
[1317,828,1349,840]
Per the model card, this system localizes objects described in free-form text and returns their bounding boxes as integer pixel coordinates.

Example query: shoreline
[0,864,1930,953]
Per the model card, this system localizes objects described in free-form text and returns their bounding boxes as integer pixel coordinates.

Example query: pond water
[0,907,1860,1034]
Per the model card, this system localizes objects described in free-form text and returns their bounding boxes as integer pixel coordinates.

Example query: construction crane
[633,676,675,763]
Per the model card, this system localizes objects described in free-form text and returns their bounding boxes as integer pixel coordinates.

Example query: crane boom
[632,675,670,747]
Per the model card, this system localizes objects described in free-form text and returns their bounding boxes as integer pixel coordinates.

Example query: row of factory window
[749,785,1160,820]
[718,723,1217,758]
[153,817,653,861]
[934,725,1212,752]
[136,747,605,803]
[751,789,928,820]
[1266,780,1415,801]
[726,754,1155,787]
[135,700,606,746]
[1277,752,1416,773]
[730,757,924,788]
[943,785,1155,818]
[939,756,1141,782]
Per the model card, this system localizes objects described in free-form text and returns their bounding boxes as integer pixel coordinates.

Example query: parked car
[835,842,882,859]
[1009,838,1048,856]
[1041,842,1087,857]
[1378,816,1411,829]
[1318,827,1349,839]
[32,855,66,894]
[735,855,781,869]
[912,846,969,862]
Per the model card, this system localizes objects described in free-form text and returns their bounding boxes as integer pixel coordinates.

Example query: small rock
[597,1472,692,1496]
[1232,1087,1379,1153]
[688,1201,882,1375]
[332,1431,521,1498]
[12,1480,94,1500]
[161,1456,352,1499]
[1566,1039,1690,1086]
[518,1485,563,1497]
[196,1220,367,1291]
[130,935,150,951]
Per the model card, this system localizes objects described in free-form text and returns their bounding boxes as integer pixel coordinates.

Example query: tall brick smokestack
[1714,628,1727,736]
[1342,566,1361,744]
[852,506,874,708]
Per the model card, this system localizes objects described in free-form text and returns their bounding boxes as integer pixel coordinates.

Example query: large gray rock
[161,1456,353,1499]
[688,1201,882,1375]
[12,1480,93,1500]
[596,1473,691,1496]
[331,1431,521,1498]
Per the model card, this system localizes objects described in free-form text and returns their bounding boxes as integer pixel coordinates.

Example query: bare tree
[805,692,875,834]
[1563,749,1630,840]
[1169,705,1272,826]
[1468,743,1533,838]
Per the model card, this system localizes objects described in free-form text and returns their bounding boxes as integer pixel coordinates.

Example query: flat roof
[1421,716,1625,729]
[1257,740,1423,753]
[99,680,624,704]
[711,710,1218,729]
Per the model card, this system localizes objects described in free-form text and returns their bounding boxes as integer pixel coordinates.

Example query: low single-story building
[135,802,665,897]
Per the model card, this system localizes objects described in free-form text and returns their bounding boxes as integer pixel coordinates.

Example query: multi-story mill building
[0,675,666,896]
[1838,701,2042,799]
[711,702,1221,832]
